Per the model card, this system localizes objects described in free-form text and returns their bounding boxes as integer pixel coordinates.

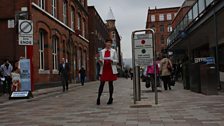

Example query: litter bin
[183,63,190,90]
[200,64,218,95]
[189,63,201,93]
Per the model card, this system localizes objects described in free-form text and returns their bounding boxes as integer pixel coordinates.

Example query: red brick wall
[146,7,180,55]
[0,0,90,86]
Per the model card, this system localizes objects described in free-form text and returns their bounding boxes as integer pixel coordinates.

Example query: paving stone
[0,79,224,126]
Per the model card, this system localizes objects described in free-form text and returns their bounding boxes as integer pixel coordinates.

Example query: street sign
[18,20,33,45]
[134,34,153,66]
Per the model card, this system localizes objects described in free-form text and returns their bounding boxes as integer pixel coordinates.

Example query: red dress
[100,50,117,81]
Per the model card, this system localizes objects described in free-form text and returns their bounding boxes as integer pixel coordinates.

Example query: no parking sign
[18,20,33,45]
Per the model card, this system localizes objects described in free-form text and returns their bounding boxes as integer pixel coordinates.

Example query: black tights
[97,81,114,99]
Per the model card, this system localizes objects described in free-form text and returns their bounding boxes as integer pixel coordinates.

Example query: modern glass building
[167,0,224,90]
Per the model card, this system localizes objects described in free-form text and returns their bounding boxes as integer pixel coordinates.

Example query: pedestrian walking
[79,67,86,86]
[0,59,13,94]
[160,55,173,90]
[129,68,133,80]
[11,67,21,92]
[125,69,129,79]
[97,39,118,105]
[59,58,70,92]
[145,62,160,92]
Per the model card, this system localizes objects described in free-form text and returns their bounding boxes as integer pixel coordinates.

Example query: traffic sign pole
[132,29,157,105]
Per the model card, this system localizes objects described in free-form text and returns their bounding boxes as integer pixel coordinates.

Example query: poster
[20,59,31,91]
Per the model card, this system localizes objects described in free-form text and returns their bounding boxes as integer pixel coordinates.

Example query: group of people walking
[0,59,21,95]
[144,55,175,91]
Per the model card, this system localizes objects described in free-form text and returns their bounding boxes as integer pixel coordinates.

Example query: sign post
[132,29,157,105]
[10,20,34,99]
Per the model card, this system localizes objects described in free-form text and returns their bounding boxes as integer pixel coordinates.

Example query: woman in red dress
[97,39,118,105]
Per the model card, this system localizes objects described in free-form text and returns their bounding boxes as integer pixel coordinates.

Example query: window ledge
[52,69,59,74]
[39,69,50,74]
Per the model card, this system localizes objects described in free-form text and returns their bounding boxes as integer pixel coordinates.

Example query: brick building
[146,7,179,56]
[106,8,123,70]
[88,6,109,81]
[0,0,89,89]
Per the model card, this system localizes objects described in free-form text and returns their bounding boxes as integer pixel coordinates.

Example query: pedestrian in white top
[0,59,13,94]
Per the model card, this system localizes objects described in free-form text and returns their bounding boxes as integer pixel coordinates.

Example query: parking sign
[18,20,33,45]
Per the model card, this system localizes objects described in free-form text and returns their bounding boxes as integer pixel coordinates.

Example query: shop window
[52,36,58,70]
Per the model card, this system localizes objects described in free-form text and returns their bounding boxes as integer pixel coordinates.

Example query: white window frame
[82,19,85,37]
[83,51,86,69]
[63,1,67,24]
[151,15,155,22]
[52,37,58,70]
[78,14,81,30]
[167,13,172,20]
[39,0,45,9]
[52,0,57,17]
[39,31,45,70]
[159,14,165,21]
[168,25,173,32]
[71,8,75,30]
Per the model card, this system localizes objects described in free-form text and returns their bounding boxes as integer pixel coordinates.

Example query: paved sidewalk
[0,79,224,126]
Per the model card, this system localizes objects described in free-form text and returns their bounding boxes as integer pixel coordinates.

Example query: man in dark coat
[59,58,70,92]
[79,67,86,86]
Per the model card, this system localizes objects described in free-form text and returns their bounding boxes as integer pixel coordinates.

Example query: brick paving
[0,79,224,126]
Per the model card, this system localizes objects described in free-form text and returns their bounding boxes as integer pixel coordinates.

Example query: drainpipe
[213,8,221,89]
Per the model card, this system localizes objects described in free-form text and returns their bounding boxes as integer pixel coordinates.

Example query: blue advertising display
[20,59,31,91]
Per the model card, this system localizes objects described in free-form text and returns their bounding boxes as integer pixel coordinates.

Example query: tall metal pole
[25,46,27,58]
[153,31,158,105]
[132,32,137,104]
[132,29,157,104]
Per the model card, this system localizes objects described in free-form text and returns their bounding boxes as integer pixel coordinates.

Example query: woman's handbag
[167,61,172,72]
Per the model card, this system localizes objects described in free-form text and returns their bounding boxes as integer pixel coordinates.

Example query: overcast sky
[88,0,185,59]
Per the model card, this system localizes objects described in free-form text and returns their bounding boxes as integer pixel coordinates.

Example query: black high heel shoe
[107,98,113,105]
[97,98,100,105]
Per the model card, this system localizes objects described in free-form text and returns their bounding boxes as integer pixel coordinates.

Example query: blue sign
[206,57,215,64]
[20,59,31,91]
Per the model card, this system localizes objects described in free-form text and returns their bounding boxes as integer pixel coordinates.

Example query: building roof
[107,8,116,21]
